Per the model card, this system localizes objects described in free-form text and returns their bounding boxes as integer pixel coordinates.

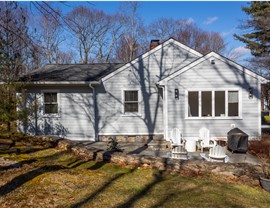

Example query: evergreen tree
[234,2,270,75]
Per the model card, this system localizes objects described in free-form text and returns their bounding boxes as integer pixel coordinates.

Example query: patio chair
[169,128,187,159]
[199,127,217,152]
[209,145,227,162]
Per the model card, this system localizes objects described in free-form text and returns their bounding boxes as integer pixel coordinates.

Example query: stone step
[147,140,171,150]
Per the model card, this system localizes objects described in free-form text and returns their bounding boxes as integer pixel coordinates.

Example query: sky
[32,1,252,64]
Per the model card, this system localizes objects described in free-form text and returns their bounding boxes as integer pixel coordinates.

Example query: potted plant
[249,136,270,192]
[258,154,270,192]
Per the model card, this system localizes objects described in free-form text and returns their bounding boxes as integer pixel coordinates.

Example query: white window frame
[185,88,242,119]
[122,89,141,116]
[42,90,60,117]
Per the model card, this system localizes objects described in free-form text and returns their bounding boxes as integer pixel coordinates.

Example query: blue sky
[32,1,251,63]
[55,1,251,63]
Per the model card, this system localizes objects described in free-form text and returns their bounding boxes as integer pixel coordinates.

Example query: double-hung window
[187,90,240,118]
[44,92,58,115]
[124,90,139,114]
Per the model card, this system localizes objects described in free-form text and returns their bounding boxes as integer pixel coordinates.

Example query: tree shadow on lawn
[115,170,165,208]
[0,165,65,197]
[69,165,137,208]
[0,159,37,171]
[0,150,89,197]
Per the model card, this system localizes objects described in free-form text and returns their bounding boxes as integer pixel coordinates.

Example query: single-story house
[19,38,266,141]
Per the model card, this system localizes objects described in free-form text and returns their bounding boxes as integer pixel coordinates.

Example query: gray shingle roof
[22,63,124,82]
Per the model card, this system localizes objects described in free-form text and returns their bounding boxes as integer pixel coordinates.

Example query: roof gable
[157,52,267,85]
[101,38,203,82]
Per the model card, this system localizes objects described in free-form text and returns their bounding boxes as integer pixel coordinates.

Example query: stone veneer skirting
[98,134,164,143]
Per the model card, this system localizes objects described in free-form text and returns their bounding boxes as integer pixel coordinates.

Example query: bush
[263,116,270,124]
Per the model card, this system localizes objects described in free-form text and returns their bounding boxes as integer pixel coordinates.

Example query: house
[19,38,266,142]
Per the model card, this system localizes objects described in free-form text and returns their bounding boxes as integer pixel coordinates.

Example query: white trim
[121,88,142,117]
[258,82,262,136]
[185,88,242,119]
[164,86,168,140]
[101,38,203,82]
[41,90,61,118]
[157,52,267,85]
[98,132,164,136]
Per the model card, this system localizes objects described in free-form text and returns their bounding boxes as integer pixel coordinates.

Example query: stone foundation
[98,134,164,143]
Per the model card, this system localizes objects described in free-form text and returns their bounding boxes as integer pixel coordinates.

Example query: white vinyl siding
[167,56,260,139]
[97,41,200,135]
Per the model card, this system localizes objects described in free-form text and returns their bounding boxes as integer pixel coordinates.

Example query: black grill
[227,128,248,153]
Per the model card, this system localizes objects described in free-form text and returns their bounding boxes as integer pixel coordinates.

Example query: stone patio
[76,141,260,165]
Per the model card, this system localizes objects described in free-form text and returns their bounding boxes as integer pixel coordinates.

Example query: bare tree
[95,14,123,63]
[36,11,66,64]
[66,6,118,64]
[149,17,226,55]
[115,2,147,62]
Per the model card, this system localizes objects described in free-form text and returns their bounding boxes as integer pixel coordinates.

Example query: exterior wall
[166,56,261,140]
[19,86,94,141]
[96,42,200,136]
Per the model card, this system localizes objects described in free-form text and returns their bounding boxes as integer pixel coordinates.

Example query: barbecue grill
[227,128,248,153]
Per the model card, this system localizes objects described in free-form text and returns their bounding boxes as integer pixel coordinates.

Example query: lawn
[0,140,270,207]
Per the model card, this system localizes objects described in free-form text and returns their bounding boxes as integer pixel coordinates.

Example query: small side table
[214,138,227,146]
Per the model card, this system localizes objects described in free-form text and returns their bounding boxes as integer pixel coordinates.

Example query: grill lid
[227,128,248,136]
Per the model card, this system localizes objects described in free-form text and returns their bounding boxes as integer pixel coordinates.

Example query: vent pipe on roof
[150,40,160,50]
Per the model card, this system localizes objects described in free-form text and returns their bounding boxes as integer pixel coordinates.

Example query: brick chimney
[150,40,160,50]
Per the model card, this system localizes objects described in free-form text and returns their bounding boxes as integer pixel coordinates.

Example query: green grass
[0,141,270,207]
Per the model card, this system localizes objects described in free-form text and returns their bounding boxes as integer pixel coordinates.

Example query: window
[228,91,239,116]
[202,91,212,117]
[44,92,58,114]
[124,90,139,113]
[187,90,240,118]
[188,91,198,117]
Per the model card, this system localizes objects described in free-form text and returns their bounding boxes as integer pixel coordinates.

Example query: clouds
[227,46,250,61]
[221,27,236,37]
[185,17,195,25]
[231,46,250,55]
[203,16,218,25]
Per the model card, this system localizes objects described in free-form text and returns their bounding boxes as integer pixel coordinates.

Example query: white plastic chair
[209,145,227,162]
[199,127,217,152]
[170,128,187,159]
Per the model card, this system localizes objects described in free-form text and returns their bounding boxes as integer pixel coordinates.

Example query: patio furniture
[169,128,187,159]
[199,127,217,152]
[209,145,227,162]
[185,138,197,152]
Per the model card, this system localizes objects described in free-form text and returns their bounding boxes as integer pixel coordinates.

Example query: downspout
[89,81,100,141]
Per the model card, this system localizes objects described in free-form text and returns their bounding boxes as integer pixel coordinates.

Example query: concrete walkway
[77,141,260,165]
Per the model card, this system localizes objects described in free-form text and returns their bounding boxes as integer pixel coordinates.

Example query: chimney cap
[150,40,160,49]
